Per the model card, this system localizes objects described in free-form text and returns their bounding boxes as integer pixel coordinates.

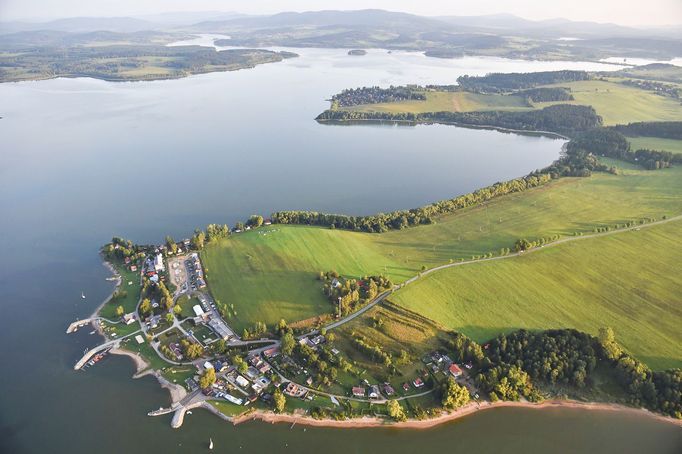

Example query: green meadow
[344,78,682,126]
[202,163,682,333]
[537,79,682,125]
[627,136,682,154]
[347,91,531,114]
[391,219,682,371]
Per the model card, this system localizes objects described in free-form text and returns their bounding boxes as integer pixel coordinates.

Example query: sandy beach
[108,347,188,404]
[231,399,682,429]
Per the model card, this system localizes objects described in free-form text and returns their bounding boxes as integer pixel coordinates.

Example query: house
[368,385,380,399]
[299,337,315,348]
[264,219,272,226]
[213,361,227,373]
[331,348,340,356]
[383,383,395,396]
[311,335,326,345]
[449,364,463,378]
[149,315,160,329]
[331,278,342,288]
[223,394,243,406]
[249,355,263,367]
[352,386,365,398]
[203,361,214,370]
[430,351,443,364]
[193,305,205,317]
[130,265,137,272]
[122,313,136,325]
[403,382,410,392]
[284,382,307,398]
[413,378,425,388]
[246,366,259,379]
[235,375,249,388]
[257,363,271,374]
[263,347,279,358]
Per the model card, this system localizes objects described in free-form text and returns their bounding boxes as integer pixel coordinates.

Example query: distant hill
[0,16,158,34]
[189,9,454,32]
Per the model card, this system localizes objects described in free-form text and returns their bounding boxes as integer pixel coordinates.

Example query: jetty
[73,329,141,370]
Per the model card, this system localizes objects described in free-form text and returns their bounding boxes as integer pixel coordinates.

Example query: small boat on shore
[208,438,213,450]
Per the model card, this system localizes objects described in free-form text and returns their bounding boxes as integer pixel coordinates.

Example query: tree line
[611,121,682,140]
[272,173,552,233]
[330,86,425,108]
[456,70,589,93]
[568,128,680,170]
[317,104,602,137]
[516,87,574,102]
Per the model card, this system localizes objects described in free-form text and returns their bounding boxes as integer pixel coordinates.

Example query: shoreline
[109,347,188,404]
[316,117,571,140]
[231,398,682,429]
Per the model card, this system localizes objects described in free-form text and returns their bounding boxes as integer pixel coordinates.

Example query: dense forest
[330,86,425,107]
[470,328,682,418]
[569,128,680,169]
[515,87,574,102]
[611,121,682,140]
[317,104,602,137]
[456,70,590,93]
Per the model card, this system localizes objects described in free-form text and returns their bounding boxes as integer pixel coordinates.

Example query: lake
[0,47,679,453]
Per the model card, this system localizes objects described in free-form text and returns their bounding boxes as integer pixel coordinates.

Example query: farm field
[536,79,682,125]
[202,163,682,332]
[391,219,682,371]
[347,91,531,114]
[627,136,682,154]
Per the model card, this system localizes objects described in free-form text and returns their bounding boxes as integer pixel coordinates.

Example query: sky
[1,0,681,27]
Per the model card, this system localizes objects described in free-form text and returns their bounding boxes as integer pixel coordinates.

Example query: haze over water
[1,44,680,453]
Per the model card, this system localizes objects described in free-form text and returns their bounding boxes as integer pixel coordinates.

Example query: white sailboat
[81,291,86,299]
[208,438,213,450]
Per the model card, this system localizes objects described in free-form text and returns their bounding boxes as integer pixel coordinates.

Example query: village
[76,232,480,420]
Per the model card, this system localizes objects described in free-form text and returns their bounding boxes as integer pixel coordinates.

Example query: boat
[208,438,213,450]
[89,330,96,335]
[81,291,86,299]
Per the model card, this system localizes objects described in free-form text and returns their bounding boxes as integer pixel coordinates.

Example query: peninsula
[68,66,682,428]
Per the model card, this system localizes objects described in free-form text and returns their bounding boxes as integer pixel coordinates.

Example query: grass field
[98,263,141,320]
[628,136,682,154]
[343,79,682,127]
[391,220,682,371]
[346,91,531,114]
[202,163,682,332]
[537,79,682,125]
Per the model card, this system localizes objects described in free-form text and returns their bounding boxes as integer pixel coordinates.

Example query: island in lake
[68,65,682,429]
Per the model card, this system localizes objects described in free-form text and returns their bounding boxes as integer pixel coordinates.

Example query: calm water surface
[1,48,680,453]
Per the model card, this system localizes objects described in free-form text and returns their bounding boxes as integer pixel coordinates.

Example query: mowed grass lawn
[628,136,682,155]
[347,91,532,114]
[391,220,682,371]
[202,163,682,333]
[536,79,682,125]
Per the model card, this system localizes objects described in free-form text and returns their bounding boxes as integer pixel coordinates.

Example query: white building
[154,253,165,272]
